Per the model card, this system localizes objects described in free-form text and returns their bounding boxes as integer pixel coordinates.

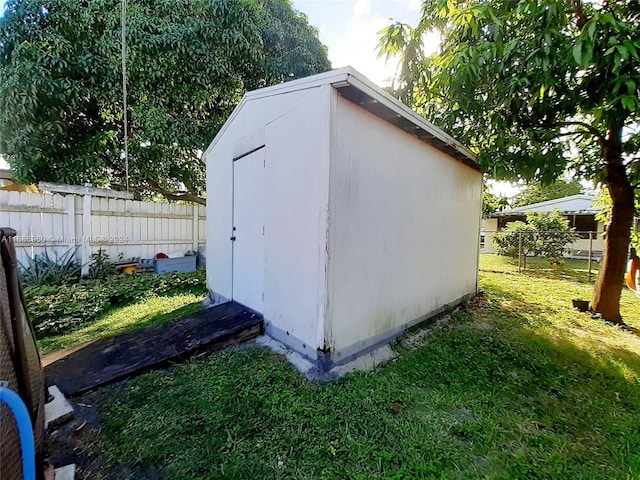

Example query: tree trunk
[591,126,635,324]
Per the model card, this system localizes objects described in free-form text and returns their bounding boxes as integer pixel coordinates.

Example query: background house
[482,194,604,258]
[205,67,482,370]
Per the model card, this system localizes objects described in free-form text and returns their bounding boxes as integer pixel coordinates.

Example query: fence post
[81,188,92,276]
[66,195,76,250]
[192,204,199,252]
[518,231,522,273]
[588,231,593,282]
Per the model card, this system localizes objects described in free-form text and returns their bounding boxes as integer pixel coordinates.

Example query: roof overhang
[330,70,479,171]
[491,209,599,218]
[205,67,479,171]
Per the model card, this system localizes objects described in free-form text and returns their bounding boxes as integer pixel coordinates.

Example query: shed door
[232,148,265,311]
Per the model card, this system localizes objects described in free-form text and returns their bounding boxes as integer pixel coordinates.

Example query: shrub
[24,269,208,337]
[492,211,578,265]
[87,249,117,279]
[19,247,81,286]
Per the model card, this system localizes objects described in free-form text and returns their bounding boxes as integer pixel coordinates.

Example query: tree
[511,178,583,208]
[378,0,640,323]
[492,211,578,266]
[0,0,330,204]
[595,188,640,250]
[482,189,509,217]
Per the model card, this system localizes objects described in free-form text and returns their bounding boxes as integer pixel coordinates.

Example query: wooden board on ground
[44,302,263,395]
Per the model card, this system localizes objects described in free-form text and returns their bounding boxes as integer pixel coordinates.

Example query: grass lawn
[38,295,204,354]
[34,270,208,355]
[93,255,640,479]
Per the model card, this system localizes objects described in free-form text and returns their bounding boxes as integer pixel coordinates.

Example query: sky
[0,0,430,170]
[0,0,522,195]
[292,0,426,86]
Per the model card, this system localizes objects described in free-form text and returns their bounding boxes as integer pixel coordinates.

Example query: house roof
[497,194,600,216]
[205,67,478,170]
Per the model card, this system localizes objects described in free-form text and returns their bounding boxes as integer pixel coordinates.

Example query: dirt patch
[45,385,153,480]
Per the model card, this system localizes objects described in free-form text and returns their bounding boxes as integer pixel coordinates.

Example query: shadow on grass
[460,299,640,475]
[472,295,640,394]
[39,298,205,356]
[93,302,640,480]
[126,300,204,331]
[481,255,599,285]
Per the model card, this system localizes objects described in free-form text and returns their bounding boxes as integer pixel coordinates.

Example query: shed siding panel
[206,87,324,302]
[262,95,329,351]
[327,96,482,352]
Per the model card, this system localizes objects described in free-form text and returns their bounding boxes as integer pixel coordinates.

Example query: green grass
[34,270,208,355]
[27,269,208,343]
[97,255,640,479]
[38,294,204,354]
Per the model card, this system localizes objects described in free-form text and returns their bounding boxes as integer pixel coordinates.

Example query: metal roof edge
[204,66,478,168]
[500,194,599,215]
[334,69,477,165]
[243,67,353,100]
[204,68,353,157]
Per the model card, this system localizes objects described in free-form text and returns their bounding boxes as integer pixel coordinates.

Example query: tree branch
[547,130,592,140]
[175,173,200,198]
[145,179,206,205]
[573,0,589,30]
[189,151,206,168]
[548,121,605,143]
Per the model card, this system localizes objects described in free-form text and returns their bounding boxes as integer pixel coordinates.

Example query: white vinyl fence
[0,186,206,273]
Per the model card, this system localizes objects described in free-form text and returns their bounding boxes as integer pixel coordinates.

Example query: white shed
[205,67,482,370]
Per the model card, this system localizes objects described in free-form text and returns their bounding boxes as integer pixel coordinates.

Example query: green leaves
[511,179,584,209]
[379,0,640,320]
[0,0,330,202]
[492,211,578,265]
[572,39,593,67]
[378,0,640,185]
[24,269,207,338]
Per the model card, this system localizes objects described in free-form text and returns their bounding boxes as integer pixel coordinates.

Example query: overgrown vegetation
[93,255,640,479]
[38,294,204,354]
[492,211,578,265]
[19,247,121,286]
[25,270,207,339]
[19,247,81,286]
[86,249,118,280]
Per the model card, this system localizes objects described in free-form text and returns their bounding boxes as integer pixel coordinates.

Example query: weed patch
[26,269,206,338]
[93,256,640,479]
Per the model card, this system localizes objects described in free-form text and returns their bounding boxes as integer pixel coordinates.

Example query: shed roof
[205,67,478,170]
[497,194,600,216]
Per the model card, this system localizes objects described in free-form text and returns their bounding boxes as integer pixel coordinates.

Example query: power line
[121,0,129,192]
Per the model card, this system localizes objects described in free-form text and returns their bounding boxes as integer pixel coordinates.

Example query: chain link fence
[481,229,602,280]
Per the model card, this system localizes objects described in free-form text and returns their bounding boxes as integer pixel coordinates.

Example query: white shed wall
[262,91,331,352]
[206,87,324,304]
[327,95,482,354]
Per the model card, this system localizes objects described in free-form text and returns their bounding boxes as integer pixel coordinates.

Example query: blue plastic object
[0,383,36,480]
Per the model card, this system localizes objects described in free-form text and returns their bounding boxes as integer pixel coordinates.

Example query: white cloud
[291,0,423,87]
[330,15,398,86]
[407,0,422,12]
[353,0,371,17]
